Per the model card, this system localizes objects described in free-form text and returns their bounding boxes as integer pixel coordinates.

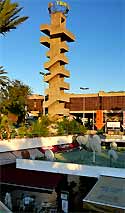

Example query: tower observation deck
[40,1,75,116]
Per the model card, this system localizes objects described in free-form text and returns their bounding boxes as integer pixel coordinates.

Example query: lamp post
[80,87,89,125]
[40,71,46,115]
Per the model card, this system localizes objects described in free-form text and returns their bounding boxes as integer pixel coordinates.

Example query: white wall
[16,159,125,179]
[0,136,125,153]
[0,135,73,153]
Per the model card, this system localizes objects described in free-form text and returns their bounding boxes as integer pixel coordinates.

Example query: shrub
[10,127,17,138]
[29,115,51,137]
[17,125,28,138]
[56,117,87,135]
[96,129,104,135]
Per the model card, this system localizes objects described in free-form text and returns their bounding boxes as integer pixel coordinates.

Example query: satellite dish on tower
[45,149,55,161]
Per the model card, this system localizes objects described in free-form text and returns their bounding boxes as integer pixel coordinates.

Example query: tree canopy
[0,80,31,123]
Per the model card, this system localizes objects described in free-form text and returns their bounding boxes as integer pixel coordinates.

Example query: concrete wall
[16,159,125,179]
[0,135,73,153]
[0,135,125,153]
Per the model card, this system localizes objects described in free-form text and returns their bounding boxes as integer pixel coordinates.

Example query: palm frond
[0,66,9,89]
[0,0,28,35]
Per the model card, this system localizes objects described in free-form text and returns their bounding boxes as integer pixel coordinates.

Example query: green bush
[1,131,7,139]
[10,128,17,138]
[96,129,104,135]
[29,116,51,137]
[56,117,87,135]
[0,115,88,139]
[17,125,28,138]
[30,120,48,137]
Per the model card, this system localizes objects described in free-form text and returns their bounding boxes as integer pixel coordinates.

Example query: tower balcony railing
[40,36,50,48]
[52,107,69,116]
[43,94,69,108]
[40,24,50,36]
[59,81,69,90]
[45,88,49,96]
[44,68,70,82]
[47,101,69,116]
[57,94,70,103]
[40,24,75,42]
[44,54,68,70]
[43,98,56,108]
[50,26,75,42]
[46,50,50,58]
[60,41,69,53]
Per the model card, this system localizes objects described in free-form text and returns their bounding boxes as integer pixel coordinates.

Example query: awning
[83,176,125,213]
[0,163,64,191]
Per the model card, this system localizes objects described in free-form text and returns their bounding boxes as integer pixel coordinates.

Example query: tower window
[61,17,65,23]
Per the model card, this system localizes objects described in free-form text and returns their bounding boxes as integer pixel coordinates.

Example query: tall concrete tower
[40,1,75,116]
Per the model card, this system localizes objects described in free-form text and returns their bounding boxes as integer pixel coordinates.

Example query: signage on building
[61,191,69,213]
[123,111,125,129]
[61,192,68,200]
[57,1,68,7]
[62,200,68,213]
[95,110,104,130]
[107,122,120,128]
[48,1,69,14]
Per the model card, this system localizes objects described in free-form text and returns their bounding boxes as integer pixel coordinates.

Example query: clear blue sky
[1,0,125,95]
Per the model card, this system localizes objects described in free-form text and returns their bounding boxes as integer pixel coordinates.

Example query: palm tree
[0,0,28,35]
[0,66,10,107]
[0,66,9,88]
